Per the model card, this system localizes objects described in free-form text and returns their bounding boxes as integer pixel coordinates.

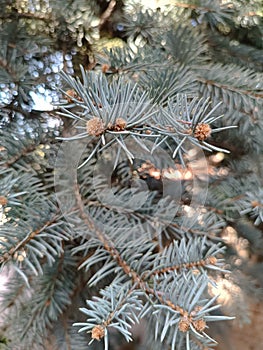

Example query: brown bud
[101,64,110,73]
[107,122,114,130]
[205,256,217,265]
[194,123,212,141]
[91,325,105,340]
[65,90,79,103]
[86,117,105,136]
[178,317,190,332]
[193,318,206,332]
[251,200,260,208]
[114,118,127,131]
[0,196,8,206]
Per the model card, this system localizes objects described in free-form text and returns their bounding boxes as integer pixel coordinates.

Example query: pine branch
[74,181,144,283]
[150,256,219,277]
[198,76,263,99]
[2,251,80,349]
[73,175,230,348]
[3,144,38,167]
[0,213,59,264]
[83,198,222,240]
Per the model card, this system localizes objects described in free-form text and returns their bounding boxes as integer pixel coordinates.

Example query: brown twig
[198,77,263,99]
[150,256,217,277]
[99,0,116,28]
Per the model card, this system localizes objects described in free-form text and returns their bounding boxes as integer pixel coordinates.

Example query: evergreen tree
[0,1,262,349]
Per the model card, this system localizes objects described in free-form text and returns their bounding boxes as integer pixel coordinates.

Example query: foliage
[0,1,262,349]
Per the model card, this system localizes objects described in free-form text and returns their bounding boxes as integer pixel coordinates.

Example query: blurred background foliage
[0,0,262,117]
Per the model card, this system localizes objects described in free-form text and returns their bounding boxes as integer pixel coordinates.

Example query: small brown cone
[86,117,105,136]
[114,118,127,131]
[193,318,206,332]
[178,318,190,332]
[101,64,110,73]
[194,123,212,141]
[0,196,7,206]
[91,325,105,341]
[65,90,81,103]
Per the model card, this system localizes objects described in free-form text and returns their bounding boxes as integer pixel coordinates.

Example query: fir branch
[74,182,142,281]
[83,199,220,240]
[150,256,218,277]
[3,144,38,167]
[198,76,263,99]
[13,252,79,348]
[0,214,60,264]
[74,179,227,347]
[0,275,32,311]
[96,285,136,329]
